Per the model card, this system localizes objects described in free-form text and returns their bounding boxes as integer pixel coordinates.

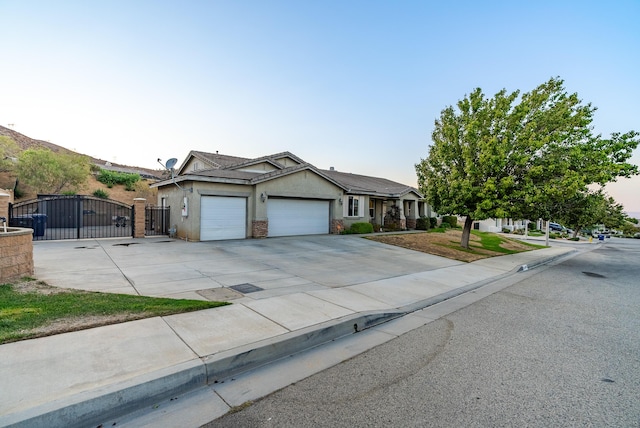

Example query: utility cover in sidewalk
[197,287,243,301]
[230,283,264,294]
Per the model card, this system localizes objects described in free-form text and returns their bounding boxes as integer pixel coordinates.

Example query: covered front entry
[267,198,329,237]
[200,196,246,240]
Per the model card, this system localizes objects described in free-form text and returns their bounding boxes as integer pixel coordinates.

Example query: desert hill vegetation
[0,125,163,204]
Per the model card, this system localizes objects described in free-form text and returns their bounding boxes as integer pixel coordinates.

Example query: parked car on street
[549,222,565,232]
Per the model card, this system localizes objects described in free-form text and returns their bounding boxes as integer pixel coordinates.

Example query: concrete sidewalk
[0,235,582,427]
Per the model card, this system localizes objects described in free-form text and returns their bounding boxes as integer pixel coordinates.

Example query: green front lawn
[0,279,229,344]
[470,230,545,253]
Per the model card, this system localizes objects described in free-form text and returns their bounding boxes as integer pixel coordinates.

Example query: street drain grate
[583,271,606,278]
[230,283,264,294]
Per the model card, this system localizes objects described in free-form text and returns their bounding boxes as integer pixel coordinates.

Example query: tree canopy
[416,77,639,248]
[17,148,90,194]
[0,136,20,172]
[555,190,626,237]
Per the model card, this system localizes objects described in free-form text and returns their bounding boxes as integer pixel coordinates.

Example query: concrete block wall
[133,198,146,238]
[0,190,12,221]
[0,228,34,283]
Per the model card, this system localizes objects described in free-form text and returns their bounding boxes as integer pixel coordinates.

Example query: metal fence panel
[9,195,133,240]
[145,206,170,236]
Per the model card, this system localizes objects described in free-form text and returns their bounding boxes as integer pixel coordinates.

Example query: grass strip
[470,230,545,253]
[0,280,229,344]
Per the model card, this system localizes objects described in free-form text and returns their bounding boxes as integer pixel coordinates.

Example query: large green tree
[416,77,639,248]
[17,148,90,194]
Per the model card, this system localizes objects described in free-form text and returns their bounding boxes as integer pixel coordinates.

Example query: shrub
[416,216,430,230]
[93,189,109,199]
[61,190,76,195]
[348,222,374,234]
[384,223,401,232]
[429,217,438,228]
[97,169,140,190]
[442,215,458,228]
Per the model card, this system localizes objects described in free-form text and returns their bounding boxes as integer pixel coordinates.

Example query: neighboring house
[95,161,162,181]
[473,218,528,233]
[151,150,426,241]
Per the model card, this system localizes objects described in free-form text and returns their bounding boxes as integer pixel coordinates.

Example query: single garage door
[268,199,329,237]
[200,196,246,240]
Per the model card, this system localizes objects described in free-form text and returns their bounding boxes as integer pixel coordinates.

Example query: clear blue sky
[1,0,639,212]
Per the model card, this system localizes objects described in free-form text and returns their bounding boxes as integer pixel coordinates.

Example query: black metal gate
[9,195,133,240]
[145,206,170,236]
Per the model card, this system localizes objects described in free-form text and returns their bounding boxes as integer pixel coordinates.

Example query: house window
[343,196,365,217]
[192,161,200,171]
[369,200,375,218]
[348,196,359,217]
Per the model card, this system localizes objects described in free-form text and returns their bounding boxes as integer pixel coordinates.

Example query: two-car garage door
[200,196,329,240]
[267,199,329,237]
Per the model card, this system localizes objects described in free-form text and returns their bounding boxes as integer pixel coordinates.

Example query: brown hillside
[1,125,159,204]
[0,125,163,178]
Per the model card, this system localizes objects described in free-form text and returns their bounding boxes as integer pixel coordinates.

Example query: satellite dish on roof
[165,158,178,170]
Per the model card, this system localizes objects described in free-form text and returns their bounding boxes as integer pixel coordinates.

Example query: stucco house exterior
[473,218,528,233]
[151,150,426,241]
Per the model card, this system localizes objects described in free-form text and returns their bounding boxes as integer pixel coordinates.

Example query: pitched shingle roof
[321,169,420,198]
[167,150,421,198]
[190,151,251,168]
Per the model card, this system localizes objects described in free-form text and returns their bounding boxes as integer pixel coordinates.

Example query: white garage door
[200,196,246,240]
[268,199,329,237]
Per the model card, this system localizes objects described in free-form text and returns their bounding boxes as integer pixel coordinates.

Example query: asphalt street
[208,238,640,427]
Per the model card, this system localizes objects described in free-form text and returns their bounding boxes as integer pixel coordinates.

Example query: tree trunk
[461,216,474,249]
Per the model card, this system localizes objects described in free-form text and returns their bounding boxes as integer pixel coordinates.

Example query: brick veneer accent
[331,219,344,234]
[406,218,416,229]
[252,220,268,238]
[0,228,34,282]
[133,198,146,238]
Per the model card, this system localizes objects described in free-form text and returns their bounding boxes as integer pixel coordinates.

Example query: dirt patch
[25,313,145,338]
[13,280,73,295]
[1,171,156,205]
[368,230,537,262]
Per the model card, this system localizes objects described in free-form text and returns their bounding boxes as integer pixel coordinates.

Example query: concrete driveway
[33,234,462,301]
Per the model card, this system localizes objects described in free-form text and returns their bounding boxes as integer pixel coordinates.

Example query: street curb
[517,248,577,272]
[2,249,577,428]
[1,359,206,428]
